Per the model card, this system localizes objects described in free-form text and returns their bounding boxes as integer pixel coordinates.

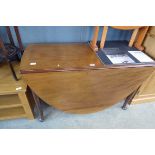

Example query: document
[128,51,154,62]
[107,54,135,64]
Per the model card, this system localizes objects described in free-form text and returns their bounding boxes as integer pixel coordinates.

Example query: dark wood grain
[20,43,155,114]
[22,66,154,114]
[6,26,15,46]
[14,26,24,52]
[20,43,103,71]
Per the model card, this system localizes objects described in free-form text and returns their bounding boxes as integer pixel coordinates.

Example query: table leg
[122,87,140,110]
[32,91,44,122]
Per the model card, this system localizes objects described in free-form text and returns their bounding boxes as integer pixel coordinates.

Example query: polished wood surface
[20,43,155,74]
[20,43,103,72]
[22,67,154,113]
[20,43,155,113]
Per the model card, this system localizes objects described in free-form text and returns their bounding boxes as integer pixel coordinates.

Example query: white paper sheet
[128,51,154,62]
[107,54,135,64]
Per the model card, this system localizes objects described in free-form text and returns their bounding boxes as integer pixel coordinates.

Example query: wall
[0,26,132,48]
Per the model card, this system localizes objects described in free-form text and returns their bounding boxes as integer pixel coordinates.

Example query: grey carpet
[0,101,155,129]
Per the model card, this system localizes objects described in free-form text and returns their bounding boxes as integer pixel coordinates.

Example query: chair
[0,26,23,81]
[90,26,149,51]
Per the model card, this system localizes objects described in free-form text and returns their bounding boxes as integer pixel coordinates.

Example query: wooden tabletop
[20,43,103,73]
[20,43,155,114]
[20,43,155,74]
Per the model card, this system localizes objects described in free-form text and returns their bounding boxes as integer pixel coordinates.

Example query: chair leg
[89,26,100,52]
[6,26,15,46]
[14,26,24,54]
[122,87,140,110]
[129,28,139,47]
[7,61,18,81]
[32,91,44,122]
[134,26,149,51]
[100,26,108,49]
[0,36,19,81]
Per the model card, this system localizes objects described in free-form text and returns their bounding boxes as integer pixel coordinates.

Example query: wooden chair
[0,26,23,81]
[90,26,149,51]
[0,36,19,81]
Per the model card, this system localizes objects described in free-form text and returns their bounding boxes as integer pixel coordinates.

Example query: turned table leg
[122,86,140,110]
[32,91,44,122]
